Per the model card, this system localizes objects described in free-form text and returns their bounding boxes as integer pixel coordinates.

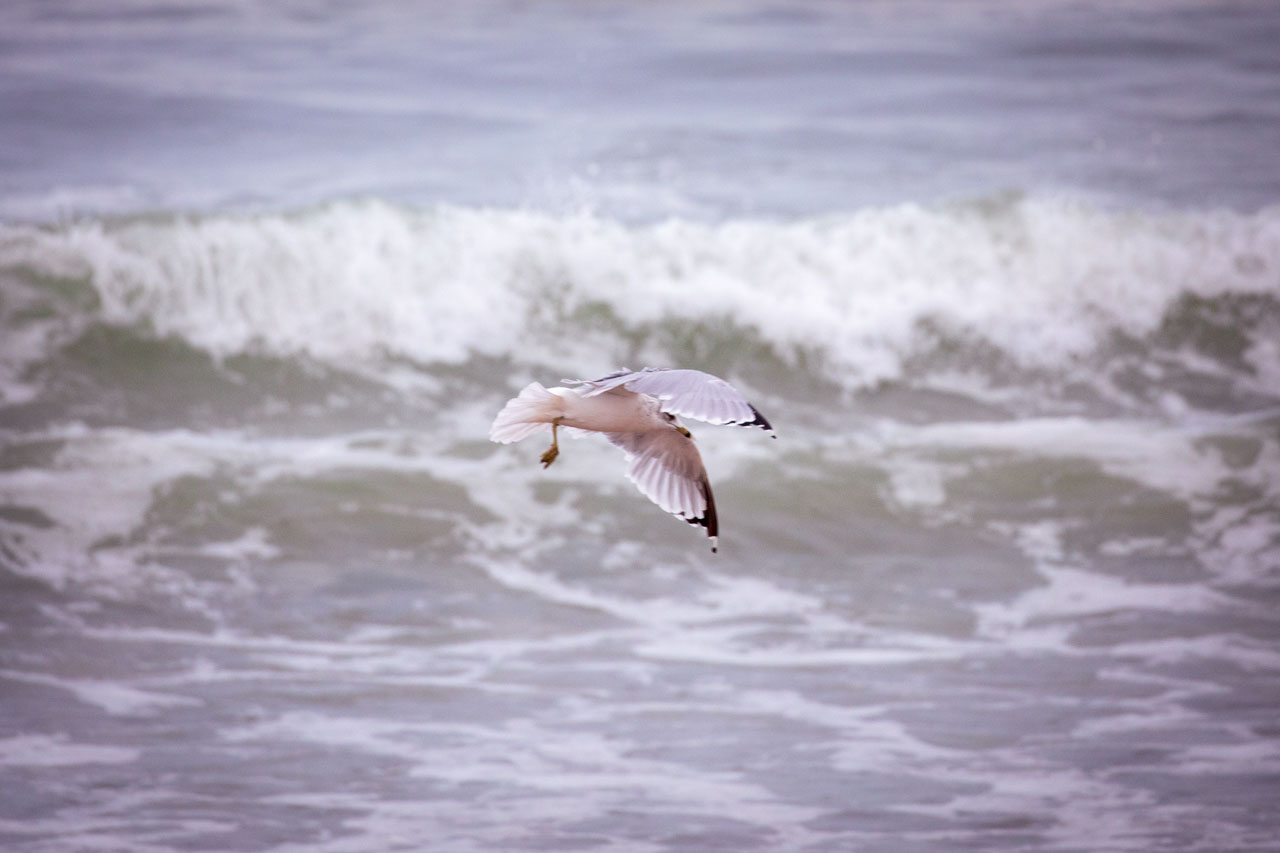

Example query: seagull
[489,368,775,552]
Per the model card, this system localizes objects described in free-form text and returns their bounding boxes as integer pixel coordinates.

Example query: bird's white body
[546,386,666,434]
[490,368,774,550]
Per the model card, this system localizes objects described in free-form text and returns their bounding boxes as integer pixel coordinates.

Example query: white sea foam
[1166,740,1280,776]
[223,709,823,838]
[976,565,1231,644]
[0,423,512,593]
[0,733,138,767]
[887,416,1232,499]
[1106,634,1280,671]
[3,198,1278,390]
[0,668,200,716]
[0,426,221,590]
[474,555,823,628]
[196,527,280,562]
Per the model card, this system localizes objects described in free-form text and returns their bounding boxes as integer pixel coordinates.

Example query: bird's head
[662,410,692,438]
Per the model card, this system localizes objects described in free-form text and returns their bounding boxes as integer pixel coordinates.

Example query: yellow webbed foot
[540,444,559,468]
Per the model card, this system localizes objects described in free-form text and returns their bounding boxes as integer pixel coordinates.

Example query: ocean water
[2,1,1280,851]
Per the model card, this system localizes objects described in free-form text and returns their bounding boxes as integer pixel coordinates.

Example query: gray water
[2,2,1280,851]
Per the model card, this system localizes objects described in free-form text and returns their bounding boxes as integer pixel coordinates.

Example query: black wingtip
[739,404,775,436]
[680,476,719,549]
[702,476,718,544]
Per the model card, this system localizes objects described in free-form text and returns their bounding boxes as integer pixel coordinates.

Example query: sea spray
[3,197,1277,400]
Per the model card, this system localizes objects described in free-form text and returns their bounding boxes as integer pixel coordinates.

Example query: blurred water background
[2,1,1279,850]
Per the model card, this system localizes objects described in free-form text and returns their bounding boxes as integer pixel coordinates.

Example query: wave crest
[3,196,1278,392]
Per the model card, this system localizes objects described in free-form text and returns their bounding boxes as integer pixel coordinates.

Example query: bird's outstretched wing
[604,429,719,551]
[567,368,774,434]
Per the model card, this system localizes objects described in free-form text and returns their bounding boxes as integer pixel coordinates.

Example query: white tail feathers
[489,382,565,443]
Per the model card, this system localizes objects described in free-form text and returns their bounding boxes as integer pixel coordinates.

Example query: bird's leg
[540,419,563,468]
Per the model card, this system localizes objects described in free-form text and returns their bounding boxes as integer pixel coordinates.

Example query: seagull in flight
[489,368,774,552]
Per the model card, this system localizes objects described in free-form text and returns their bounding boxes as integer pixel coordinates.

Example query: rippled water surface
[2,2,1280,851]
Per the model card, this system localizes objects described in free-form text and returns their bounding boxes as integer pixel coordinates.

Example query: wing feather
[565,368,774,435]
[605,428,718,550]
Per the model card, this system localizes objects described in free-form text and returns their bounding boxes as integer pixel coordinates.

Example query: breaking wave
[2,195,1278,406]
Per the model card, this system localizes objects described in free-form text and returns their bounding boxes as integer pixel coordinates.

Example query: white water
[4,197,1279,394]
[3,2,1280,851]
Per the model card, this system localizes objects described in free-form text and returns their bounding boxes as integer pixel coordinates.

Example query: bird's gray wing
[567,368,774,434]
[605,429,718,551]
